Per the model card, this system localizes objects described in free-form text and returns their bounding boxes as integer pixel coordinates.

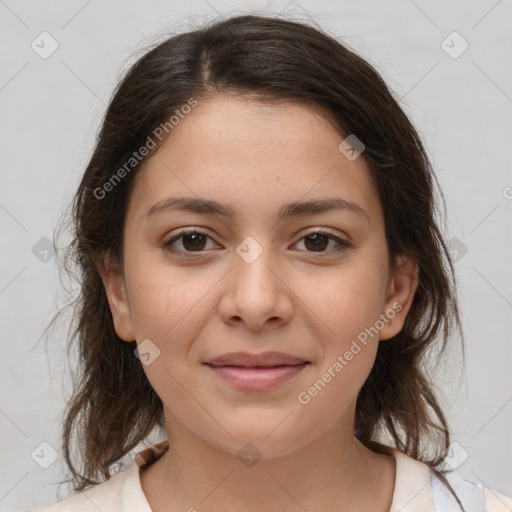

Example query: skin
[99,94,419,512]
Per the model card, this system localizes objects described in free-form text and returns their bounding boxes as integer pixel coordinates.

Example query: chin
[200,417,318,462]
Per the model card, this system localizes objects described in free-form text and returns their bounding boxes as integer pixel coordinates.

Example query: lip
[203,351,310,391]
[204,351,308,367]
[204,362,310,390]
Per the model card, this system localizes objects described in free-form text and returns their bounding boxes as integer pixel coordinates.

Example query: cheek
[296,268,383,415]
[294,342,377,441]
[294,258,387,343]
[125,251,214,342]
[125,263,216,408]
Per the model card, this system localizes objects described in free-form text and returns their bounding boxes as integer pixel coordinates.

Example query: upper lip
[204,351,309,367]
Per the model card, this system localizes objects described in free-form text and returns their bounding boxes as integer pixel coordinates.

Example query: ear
[97,251,136,342]
[379,253,419,341]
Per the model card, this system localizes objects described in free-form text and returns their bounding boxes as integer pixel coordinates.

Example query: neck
[140,412,396,512]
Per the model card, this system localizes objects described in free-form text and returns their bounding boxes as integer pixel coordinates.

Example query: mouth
[204,351,310,368]
[203,357,311,391]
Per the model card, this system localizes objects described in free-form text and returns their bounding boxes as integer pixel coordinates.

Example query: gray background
[1,0,511,510]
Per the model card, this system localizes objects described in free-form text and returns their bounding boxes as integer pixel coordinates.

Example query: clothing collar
[389,448,436,512]
[121,441,169,512]
[121,441,436,512]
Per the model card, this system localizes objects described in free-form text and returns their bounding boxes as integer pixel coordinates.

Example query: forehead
[126,95,384,230]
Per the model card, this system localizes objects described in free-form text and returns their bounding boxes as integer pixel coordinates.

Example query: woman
[29,13,512,512]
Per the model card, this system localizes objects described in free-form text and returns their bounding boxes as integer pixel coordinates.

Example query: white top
[27,441,512,512]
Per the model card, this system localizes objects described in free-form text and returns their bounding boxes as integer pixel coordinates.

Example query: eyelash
[162,228,351,257]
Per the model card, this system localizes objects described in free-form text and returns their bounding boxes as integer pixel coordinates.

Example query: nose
[218,240,293,331]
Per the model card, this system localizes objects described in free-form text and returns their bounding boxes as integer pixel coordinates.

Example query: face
[100,94,418,459]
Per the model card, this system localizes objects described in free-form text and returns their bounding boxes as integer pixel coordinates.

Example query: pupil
[184,233,205,251]
[306,234,328,251]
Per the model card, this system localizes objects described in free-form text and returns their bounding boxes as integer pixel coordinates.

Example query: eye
[292,230,350,254]
[163,229,216,253]
[163,228,350,256]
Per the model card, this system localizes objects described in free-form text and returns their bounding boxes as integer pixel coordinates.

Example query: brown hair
[43,12,465,504]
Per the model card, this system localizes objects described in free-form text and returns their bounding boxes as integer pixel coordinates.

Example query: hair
[43,12,466,507]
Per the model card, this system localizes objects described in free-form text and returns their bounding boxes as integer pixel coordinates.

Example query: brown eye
[180,232,208,251]
[294,231,350,254]
[164,230,214,253]
[303,233,330,252]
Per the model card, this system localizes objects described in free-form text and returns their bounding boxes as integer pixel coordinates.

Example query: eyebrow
[147,196,371,224]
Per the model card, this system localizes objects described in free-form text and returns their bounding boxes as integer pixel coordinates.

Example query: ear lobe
[379,253,419,341]
[97,251,136,342]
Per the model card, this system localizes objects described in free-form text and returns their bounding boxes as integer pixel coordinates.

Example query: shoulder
[26,441,168,512]
[390,448,512,512]
[25,464,133,512]
[431,469,512,512]
[482,487,512,512]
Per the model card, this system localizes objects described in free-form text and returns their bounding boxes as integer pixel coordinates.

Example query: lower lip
[204,363,309,390]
